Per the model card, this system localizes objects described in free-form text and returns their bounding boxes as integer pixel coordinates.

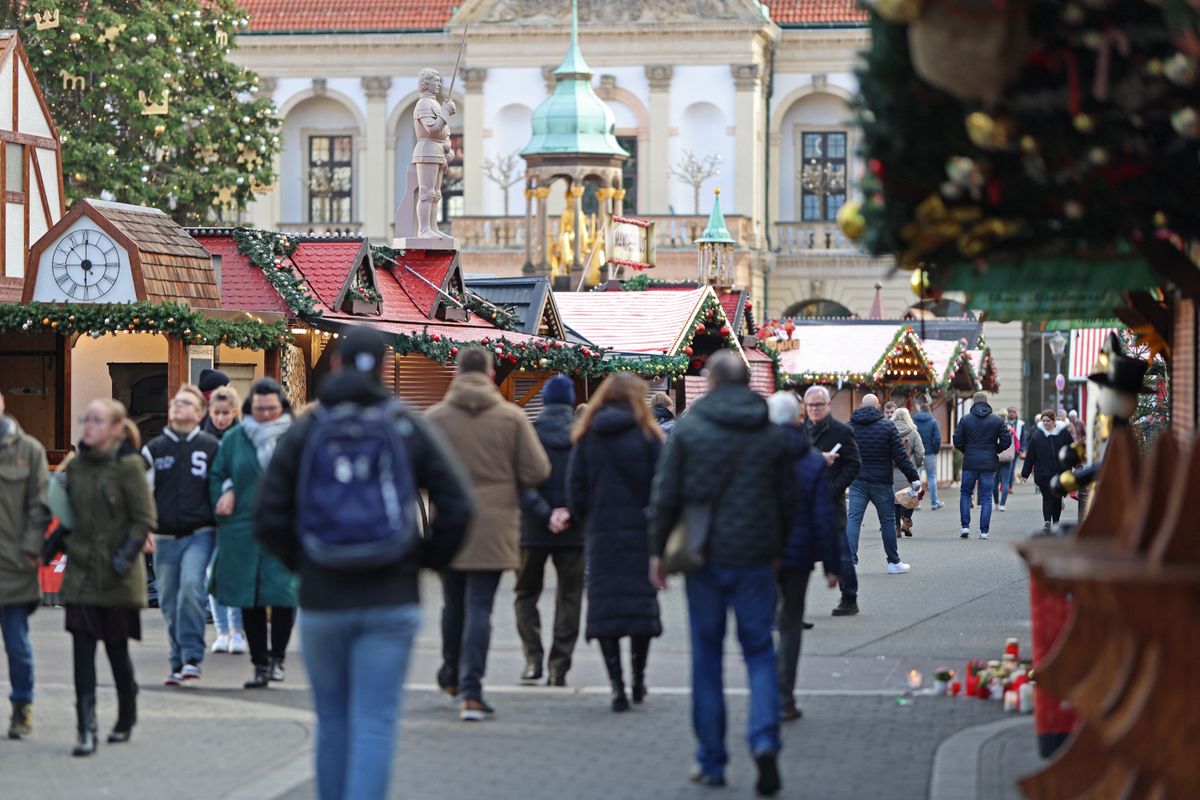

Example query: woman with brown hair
[567,373,664,712]
[59,399,156,755]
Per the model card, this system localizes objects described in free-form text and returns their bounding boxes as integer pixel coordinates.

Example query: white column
[362,77,392,240]
[462,68,488,216]
[732,64,763,247]
[645,65,673,214]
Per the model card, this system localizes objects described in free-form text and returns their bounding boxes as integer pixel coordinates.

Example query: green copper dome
[521,0,629,159]
[698,189,736,245]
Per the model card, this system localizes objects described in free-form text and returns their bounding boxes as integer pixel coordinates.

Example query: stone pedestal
[392,237,458,251]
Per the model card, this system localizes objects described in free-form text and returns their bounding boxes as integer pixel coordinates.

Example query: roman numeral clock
[51,230,121,301]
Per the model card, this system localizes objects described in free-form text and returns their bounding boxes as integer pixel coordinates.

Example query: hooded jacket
[520,403,580,549]
[781,425,839,573]
[952,402,1013,472]
[652,403,676,433]
[850,406,919,486]
[256,369,474,610]
[649,385,795,567]
[567,404,663,640]
[0,416,50,605]
[913,411,942,455]
[61,441,156,608]
[425,372,550,571]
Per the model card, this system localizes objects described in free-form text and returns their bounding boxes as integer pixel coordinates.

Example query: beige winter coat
[425,373,550,570]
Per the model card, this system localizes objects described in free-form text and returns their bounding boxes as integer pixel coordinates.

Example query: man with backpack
[426,347,550,721]
[256,327,473,800]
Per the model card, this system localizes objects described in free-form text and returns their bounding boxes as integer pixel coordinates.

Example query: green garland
[676,294,742,359]
[620,275,699,292]
[779,326,932,388]
[0,301,290,350]
[350,285,382,305]
[232,228,320,317]
[369,244,517,331]
[334,326,689,380]
[758,340,786,390]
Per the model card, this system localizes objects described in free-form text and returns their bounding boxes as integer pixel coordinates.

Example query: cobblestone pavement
[2,485,1054,798]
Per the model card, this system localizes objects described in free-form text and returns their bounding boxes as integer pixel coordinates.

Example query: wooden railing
[772,221,857,252]
[277,221,364,237]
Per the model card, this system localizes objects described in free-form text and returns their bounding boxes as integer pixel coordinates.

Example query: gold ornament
[1153,211,1168,228]
[139,89,169,116]
[215,28,229,48]
[910,268,930,298]
[1072,113,1095,134]
[153,124,167,136]
[965,112,1015,150]
[34,9,59,30]
[215,186,237,208]
[100,23,126,49]
[69,31,81,43]
[836,200,867,241]
[60,70,86,91]
[72,172,85,182]
[1019,136,1038,154]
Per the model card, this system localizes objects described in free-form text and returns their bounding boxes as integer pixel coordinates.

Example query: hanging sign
[606,216,656,271]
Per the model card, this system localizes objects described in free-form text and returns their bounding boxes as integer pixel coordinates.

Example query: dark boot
[630,638,649,704]
[72,694,98,757]
[832,595,859,616]
[107,685,137,743]
[269,657,286,682]
[7,700,32,740]
[599,639,629,712]
[244,665,271,689]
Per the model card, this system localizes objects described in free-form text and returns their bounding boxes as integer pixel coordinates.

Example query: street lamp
[1049,331,1067,413]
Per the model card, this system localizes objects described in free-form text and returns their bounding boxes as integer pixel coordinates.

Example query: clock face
[51,229,122,301]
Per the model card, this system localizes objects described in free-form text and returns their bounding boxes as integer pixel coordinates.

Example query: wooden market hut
[774,324,938,418]
[9,201,286,455]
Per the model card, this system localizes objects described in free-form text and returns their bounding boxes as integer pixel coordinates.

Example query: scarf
[240,414,293,470]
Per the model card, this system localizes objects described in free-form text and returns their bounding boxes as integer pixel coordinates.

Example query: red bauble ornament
[685,347,693,356]
[695,323,706,334]
[868,158,884,176]
[430,333,441,342]
[450,347,459,356]
[582,348,592,357]
[554,340,564,349]
[507,355,517,364]
[745,300,752,310]
[481,337,489,346]
[719,325,731,336]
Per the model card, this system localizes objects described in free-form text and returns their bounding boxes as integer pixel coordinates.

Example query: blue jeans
[301,604,422,800]
[960,470,996,533]
[924,454,940,507]
[439,570,502,702]
[209,596,243,634]
[0,603,35,702]
[846,480,901,565]
[154,529,215,670]
[685,564,780,780]
[997,461,1015,505]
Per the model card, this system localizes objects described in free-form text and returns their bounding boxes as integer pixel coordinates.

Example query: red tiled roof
[765,1,868,25]
[290,240,366,313]
[387,250,457,319]
[374,266,496,330]
[190,233,290,315]
[240,1,457,32]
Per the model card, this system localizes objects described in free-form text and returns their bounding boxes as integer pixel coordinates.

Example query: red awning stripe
[1069,327,1116,382]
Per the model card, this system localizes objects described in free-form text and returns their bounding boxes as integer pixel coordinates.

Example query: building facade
[229,0,1025,411]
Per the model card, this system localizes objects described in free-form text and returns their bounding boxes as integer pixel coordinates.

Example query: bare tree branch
[482,150,525,216]
[670,150,721,214]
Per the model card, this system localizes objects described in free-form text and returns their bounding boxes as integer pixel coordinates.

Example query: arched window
[782,299,854,319]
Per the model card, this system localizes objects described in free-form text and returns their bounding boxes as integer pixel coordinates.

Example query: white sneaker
[887,562,912,574]
[998,505,1007,512]
[979,532,989,540]
[960,527,970,538]
[181,663,202,681]
[211,634,230,654]
[229,631,248,654]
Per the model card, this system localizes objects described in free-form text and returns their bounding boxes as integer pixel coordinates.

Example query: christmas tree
[1119,330,1171,452]
[2,1,279,224]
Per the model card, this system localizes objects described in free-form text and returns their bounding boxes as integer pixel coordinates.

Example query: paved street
[2,484,1054,798]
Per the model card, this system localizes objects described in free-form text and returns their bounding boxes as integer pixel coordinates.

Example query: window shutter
[394,354,455,410]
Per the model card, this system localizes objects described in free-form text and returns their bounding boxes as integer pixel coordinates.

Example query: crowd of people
[0,330,1082,799]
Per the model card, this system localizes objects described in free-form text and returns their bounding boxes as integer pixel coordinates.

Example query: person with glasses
[1021,410,1073,530]
[141,385,220,686]
[802,386,862,616]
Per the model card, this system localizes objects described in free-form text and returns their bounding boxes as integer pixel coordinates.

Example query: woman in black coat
[1021,409,1072,528]
[567,373,664,712]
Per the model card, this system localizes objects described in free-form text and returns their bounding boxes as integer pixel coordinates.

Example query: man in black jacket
[649,352,794,796]
[256,328,472,800]
[804,385,863,616]
[514,375,583,686]
[953,392,1012,539]
[847,394,920,575]
[143,384,220,685]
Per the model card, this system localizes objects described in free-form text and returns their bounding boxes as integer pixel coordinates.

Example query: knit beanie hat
[542,375,575,407]
[198,368,230,396]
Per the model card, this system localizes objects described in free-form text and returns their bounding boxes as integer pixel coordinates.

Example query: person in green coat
[57,399,156,757]
[209,378,298,689]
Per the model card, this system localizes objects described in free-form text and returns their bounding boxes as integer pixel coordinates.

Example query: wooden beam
[264,347,282,384]
[166,336,187,398]
[1141,239,1200,301]
[515,376,549,407]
